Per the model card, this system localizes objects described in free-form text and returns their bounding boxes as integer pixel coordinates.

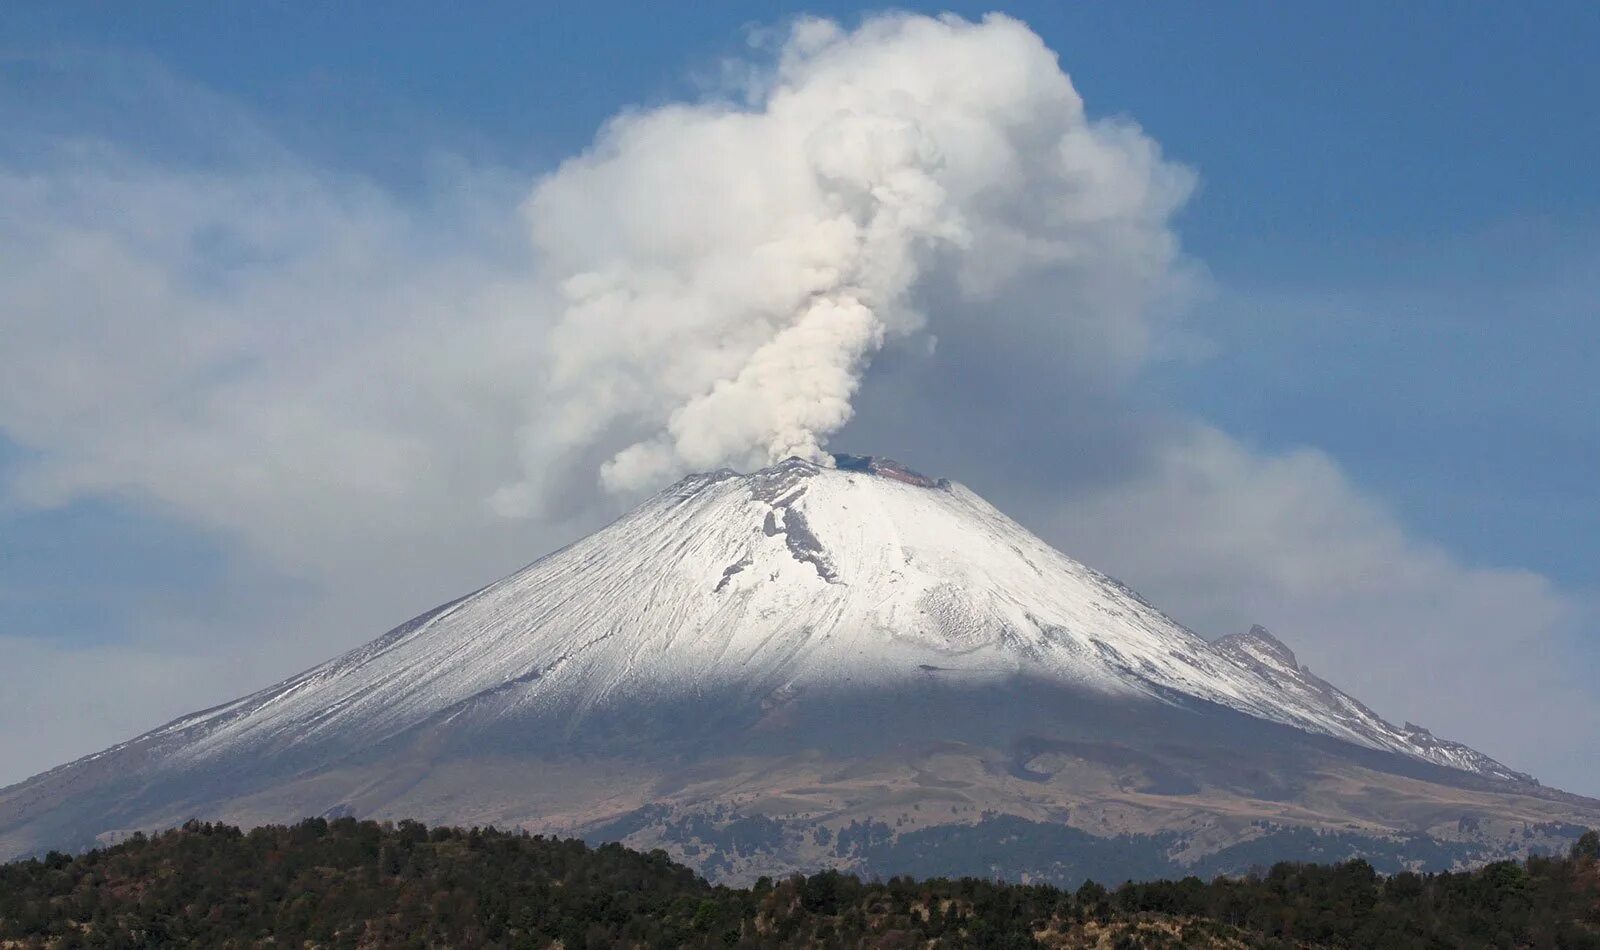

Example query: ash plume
[490,12,1191,510]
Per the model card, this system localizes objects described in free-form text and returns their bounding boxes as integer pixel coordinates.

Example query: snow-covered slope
[133,455,1518,781]
[1211,626,1529,781]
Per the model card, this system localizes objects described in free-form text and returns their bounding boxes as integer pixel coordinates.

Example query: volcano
[3,456,1595,881]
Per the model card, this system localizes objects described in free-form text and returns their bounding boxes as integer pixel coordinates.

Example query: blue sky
[3,3,1597,790]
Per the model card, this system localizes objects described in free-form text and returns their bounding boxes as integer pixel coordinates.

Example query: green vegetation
[1,820,1596,948]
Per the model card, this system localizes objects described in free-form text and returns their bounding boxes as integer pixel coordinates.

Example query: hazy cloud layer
[0,14,1594,792]
[1042,427,1599,791]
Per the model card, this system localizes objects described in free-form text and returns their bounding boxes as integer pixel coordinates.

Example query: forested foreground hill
[1,819,1597,949]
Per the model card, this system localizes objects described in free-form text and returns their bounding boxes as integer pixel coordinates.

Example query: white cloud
[1037,425,1600,791]
[498,12,1192,501]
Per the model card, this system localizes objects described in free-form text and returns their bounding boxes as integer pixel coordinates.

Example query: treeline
[0,818,1596,948]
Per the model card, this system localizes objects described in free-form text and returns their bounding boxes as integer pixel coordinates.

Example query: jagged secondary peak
[1214,624,1300,673]
[1210,623,1530,784]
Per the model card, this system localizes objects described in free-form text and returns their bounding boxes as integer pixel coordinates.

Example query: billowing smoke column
[492,13,1191,512]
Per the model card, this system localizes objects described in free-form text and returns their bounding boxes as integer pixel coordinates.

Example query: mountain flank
[2,455,1595,882]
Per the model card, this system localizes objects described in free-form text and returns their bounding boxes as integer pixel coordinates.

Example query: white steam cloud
[491,12,1190,509]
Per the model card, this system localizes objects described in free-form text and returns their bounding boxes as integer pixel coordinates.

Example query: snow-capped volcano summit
[122,454,1512,778]
[1,455,1590,879]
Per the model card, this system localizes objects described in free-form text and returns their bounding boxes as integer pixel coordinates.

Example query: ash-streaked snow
[149,455,1524,782]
